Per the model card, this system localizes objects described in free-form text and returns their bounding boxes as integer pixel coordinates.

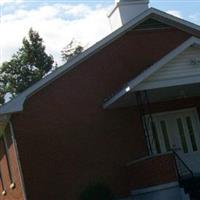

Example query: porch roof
[105,82,200,108]
[104,37,200,108]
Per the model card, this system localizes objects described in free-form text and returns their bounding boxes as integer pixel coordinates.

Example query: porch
[126,151,200,200]
[0,117,24,199]
[127,153,178,190]
[103,38,200,166]
[104,37,200,199]
[107,82,200,199]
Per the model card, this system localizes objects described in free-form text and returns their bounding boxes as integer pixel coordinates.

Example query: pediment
[104,37,200,108]
[135,45,200,91]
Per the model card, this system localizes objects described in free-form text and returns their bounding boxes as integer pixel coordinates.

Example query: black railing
[172,149,194,180]
[136,91,155,155]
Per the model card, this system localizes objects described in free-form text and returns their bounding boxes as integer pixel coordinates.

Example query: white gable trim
[0,8,200,115]
[104,37,200,108]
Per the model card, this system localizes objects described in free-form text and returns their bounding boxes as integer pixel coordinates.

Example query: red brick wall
[125,97,200,191]
[0,128,24,200]
[11,27,191,199]
[127,153,178,190]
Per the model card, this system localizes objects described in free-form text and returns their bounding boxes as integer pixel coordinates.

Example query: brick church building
[1,0,200,199]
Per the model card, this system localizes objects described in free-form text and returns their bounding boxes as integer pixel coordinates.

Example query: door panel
[186,116,198,151]
[176,117,189,153]
[146,108,200,173]
[160,120,171,152]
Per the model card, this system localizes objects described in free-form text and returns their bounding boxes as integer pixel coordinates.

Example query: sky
[0,0,200,66]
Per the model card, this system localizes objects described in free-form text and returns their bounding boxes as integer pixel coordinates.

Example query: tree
[0,28,55,104]
[0,87,5,105]
[61,39,84,62]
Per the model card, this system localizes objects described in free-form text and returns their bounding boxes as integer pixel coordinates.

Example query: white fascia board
[0,8,200,115]
[104,37,200,108]
[152,8,200,33]
[131,182,179,196]
[134,75,200,91]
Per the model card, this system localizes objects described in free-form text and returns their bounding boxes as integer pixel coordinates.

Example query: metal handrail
[172,149,194,179]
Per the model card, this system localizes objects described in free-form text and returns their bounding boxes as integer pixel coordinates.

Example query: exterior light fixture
[125,86,130,92]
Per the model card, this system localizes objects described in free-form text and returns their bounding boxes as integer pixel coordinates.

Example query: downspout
[9,120,28,200]
[0,115,28,200]
[0,121,7,196]
[0,165,6,195]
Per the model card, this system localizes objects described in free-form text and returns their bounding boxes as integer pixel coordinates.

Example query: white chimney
[108,0,149,31]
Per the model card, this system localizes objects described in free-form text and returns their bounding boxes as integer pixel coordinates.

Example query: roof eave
[1,7,200,115]
[0,8,153,115]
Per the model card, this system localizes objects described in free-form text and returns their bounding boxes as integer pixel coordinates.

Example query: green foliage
[79,183,113,200]
[61,39,84,62]
[0,28,55,104]
[0,87,5,105]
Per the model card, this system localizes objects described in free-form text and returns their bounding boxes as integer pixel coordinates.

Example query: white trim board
[126,152,172,166]
[0,8,200,115]
[104,37,200,108]
[131,182,179,196]
[9,121,28,200]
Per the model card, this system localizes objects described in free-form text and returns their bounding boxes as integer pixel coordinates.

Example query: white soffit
[104,37,200,108]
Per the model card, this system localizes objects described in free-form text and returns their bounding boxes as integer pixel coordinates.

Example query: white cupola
[108,0,149,31]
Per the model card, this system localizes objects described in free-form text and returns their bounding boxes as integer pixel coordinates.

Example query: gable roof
[1,8,200,115]
[104,36,200,108]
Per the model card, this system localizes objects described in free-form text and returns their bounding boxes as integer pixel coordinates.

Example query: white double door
[149,108,200,173]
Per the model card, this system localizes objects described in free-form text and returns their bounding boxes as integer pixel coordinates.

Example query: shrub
[79,183,114,200]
